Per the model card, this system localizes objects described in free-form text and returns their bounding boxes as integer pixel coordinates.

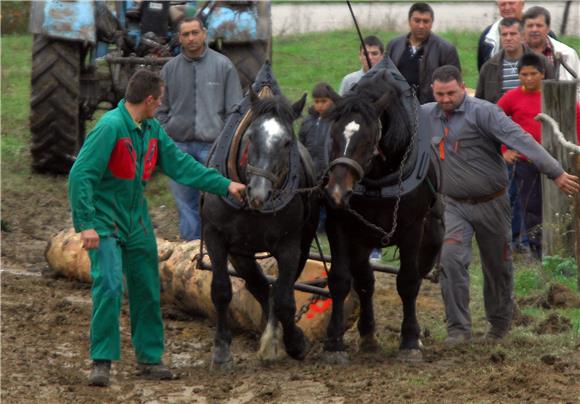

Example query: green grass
[273,29,481,99]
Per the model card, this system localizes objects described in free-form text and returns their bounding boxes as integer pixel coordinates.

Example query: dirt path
[2,184,579,402]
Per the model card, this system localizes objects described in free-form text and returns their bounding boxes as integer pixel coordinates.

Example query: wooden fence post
[541,80,578,258]
[575,154,580,290]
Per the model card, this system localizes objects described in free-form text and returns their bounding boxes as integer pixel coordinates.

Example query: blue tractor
[29,1,271,174]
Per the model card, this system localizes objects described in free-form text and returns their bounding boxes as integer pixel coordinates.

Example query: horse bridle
[246,162,288,189]
[327,118,382,181]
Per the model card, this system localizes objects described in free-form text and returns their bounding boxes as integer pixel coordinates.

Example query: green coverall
[69,100,230,363]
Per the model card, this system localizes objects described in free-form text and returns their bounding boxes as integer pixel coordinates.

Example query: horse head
[243,88,307,210]
[325,70,407,208]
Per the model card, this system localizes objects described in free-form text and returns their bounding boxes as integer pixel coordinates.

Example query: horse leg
[323,225,352,363]
[349,248,379,353]
[396,233,424,362]
[205,226,234,369]
[273,242,309,360]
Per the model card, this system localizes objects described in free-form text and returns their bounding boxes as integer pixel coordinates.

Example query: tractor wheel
[30,35,82,175]
[219,41,270,90]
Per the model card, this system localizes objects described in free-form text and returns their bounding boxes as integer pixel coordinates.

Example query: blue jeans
[170,141,212,241]
[507,164,528,247]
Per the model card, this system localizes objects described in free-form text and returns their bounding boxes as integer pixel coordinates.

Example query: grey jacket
[475,46,554,104]
[157,48,242,143]
[387,33,460,104]
[421,95,563,199]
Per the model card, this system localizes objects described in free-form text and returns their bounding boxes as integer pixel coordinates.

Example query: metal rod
[308,251,399,275]
[103,55,173,65]
[197,261,331,298]
[346,0,371,70]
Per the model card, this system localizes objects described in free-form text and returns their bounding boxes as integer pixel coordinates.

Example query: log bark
[45,229,357,341]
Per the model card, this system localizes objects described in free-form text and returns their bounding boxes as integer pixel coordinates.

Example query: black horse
[201,88,319,367]
[323,67,444,361]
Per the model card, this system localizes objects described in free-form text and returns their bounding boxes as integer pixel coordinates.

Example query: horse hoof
[210,357,233,371]
[211,344,233,370]
[359,335,380,353]
[322,351,349,365]
[286,336,310,361]
[397,349,423,363]
[258,322,286,363]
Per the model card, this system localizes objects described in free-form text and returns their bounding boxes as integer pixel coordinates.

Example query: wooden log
[45,229,358,341]
[541,80,578,257]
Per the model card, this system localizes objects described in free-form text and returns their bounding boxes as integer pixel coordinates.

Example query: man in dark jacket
[386,2,460,104]
[476,18,554,104]
[477,0,525,71]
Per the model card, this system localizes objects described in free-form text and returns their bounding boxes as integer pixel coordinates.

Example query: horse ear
[291,93,308,120]
[249,86,259,104]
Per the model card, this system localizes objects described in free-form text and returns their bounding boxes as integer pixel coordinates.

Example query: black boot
[88,360,111,387]
[137,362,174,380]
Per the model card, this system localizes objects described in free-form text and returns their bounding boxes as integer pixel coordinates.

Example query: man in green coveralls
[68,69,246,387]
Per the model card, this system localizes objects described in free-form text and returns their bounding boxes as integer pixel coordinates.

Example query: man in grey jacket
[422,65,579,345]
[156,16,242,240]
[386,2,460,104]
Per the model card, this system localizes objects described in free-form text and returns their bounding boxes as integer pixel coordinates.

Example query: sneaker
[443,332,472,347]
[88,360,111,387]
[137,362,174,380]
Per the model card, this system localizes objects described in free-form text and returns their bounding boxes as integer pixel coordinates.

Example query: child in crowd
[498,53,580,259]
[298,82,340,233]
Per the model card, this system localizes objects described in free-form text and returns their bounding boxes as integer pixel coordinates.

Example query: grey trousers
[440,194,514,335]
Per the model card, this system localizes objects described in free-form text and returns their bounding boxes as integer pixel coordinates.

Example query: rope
[535,113,580,154]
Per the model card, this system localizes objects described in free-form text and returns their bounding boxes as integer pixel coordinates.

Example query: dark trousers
[514,160,542,258]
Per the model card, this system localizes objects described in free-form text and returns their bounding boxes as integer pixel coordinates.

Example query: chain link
[294,293,322,323]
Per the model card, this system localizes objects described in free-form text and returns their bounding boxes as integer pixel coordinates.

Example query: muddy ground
[2,181,580,403]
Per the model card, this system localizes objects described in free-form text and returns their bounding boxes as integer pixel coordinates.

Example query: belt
[450,188,506,205]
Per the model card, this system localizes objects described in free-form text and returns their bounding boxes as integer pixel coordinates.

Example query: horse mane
[327,94,378,125]
[251,96,297,125]
[331,71,413,156]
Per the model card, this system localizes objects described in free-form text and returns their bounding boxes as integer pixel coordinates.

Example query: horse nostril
[266,190,272,200]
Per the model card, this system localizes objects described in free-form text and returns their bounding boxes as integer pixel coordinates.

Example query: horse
[323,67,444,362]
[201,87,320,368]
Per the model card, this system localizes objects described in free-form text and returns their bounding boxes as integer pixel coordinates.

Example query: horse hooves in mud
[257,322,286,363]
[284,328,310,361]
[397,349,423,363]
[210,341,233,370]
[359,334,381,353]
[322,351,349,364]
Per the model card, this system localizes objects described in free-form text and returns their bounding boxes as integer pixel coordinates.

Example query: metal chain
[344,90,420,247]
[295,293,322,323]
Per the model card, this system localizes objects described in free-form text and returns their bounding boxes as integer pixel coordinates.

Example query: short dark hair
[522,6,551,27]
[177,15,206,33]
[432,65,463,84]
[312,82,340,103]
[518,53,545,73]
[125,69,163,104]
[408,2,434,21]
[361,35,384,54]
[499,17,522,31]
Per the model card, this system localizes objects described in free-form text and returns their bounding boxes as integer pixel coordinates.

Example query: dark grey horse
[323,68,444,362]
[201,89,319,367]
